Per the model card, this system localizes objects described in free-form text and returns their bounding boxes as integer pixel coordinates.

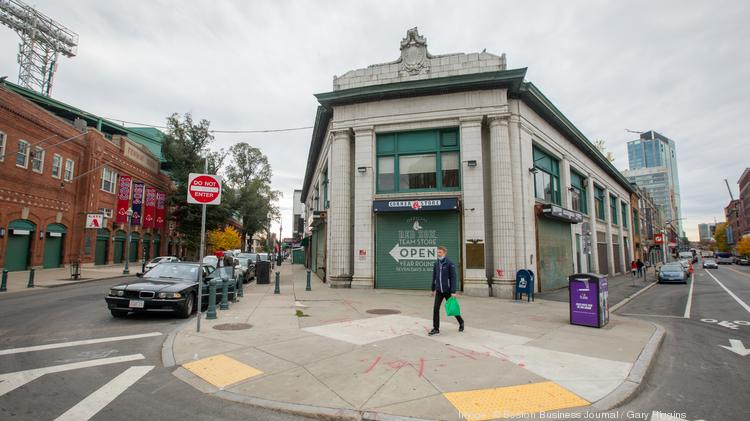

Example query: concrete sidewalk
[168,263,663,421]
[0,264,126,293]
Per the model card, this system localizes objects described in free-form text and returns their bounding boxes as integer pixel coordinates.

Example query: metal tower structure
[0,0,78,96]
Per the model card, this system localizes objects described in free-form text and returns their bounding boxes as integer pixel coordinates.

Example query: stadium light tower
[0,0,78,96]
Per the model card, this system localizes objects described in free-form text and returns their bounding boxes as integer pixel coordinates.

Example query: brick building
[739,168,750,238]
[0,81,180,271]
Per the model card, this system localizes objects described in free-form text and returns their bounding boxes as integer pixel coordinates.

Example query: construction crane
[724,179,735,201]
[0,0,78,96]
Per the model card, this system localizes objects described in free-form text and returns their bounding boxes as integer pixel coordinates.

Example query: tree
[224,143,281,247]
[162,113,233,256]
[207,226,241,251]
[594,139,615,163]
[714,223,730,252]
[737,236,750,257]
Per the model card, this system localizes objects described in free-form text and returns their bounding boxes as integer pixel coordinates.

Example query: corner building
[301,29,635,297]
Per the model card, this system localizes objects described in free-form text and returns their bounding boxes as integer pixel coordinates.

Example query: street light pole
[123,208,133,274]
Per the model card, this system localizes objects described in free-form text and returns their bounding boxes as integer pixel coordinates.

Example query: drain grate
[366,309,401,315]
[213,323,253,331]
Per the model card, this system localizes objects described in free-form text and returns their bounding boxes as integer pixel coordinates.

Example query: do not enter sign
[187,173,222,205]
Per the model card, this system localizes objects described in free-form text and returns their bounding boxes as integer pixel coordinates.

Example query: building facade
[739,168,750,238]
[300,28,635,297]
[624,131,684,237]
[0,81,178,271]
[725,199,742,247]
[292,189,305,240]
[698,223,715,243]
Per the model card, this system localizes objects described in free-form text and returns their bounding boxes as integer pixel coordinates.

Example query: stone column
[508,115,526,273]
[328,129,353,288]
[560,157,578,272]
[460,116,489,296]
[487,115,516,298]
[586,176,599,273]
[619,197,629,272]
[351,126,375,288]
[604,188,615,275]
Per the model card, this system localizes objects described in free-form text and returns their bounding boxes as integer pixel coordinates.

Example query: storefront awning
[373,197,459,213]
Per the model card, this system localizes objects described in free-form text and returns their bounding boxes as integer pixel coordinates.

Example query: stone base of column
[350,276,374,289]
[462,278,490,296]
[491,280,515,299]
[328,276,352,288]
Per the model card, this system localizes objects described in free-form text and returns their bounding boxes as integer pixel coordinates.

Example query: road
[612,261,750,421]
[0,276,310,421]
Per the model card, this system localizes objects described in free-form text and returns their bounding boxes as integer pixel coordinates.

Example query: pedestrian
[636,258,644,278]
[631,260,637,277]
[429,246,464,336]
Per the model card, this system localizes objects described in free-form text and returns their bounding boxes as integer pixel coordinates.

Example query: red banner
[143,187,157,228]
[116,175,132,223]
[155,191,166,228]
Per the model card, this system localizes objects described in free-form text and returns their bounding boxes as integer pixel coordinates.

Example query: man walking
[429,246,464,336]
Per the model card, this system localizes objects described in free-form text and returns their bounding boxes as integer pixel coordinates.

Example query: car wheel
[179,293,195,319]
[110,309,128,318]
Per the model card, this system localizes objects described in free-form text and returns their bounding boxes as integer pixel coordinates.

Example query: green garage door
[376,212,460,290]
[95,228,110,265]
[43,223,67,268]
[113,231,126,263]
[5,220,35,271]
[537,217,574,290]
[129,233,140,262]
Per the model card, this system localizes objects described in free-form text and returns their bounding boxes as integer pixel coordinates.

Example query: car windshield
[149,257,169,264]
[206,266,234,280]
[661,264,683,272]
[143,263,199,281]
[237,257,252,266]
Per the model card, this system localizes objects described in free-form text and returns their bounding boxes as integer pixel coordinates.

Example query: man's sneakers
[459,323,465,332]
[428,328,440,336]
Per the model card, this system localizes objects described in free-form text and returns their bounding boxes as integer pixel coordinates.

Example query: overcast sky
[2,0,749,241]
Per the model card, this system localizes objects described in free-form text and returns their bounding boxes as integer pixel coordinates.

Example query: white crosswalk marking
[0,332,162,356]
[0,354,146,397]
[704,270,750,314]
[54,365,154,421]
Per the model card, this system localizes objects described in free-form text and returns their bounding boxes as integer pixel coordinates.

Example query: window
[594,186,605,220]
[51,154,62,178]
[533,146,560,204]
[101,167,117,193]
[99,208,113,218]
[64,159,75,181]
[31,146,44,173]
[321,168,329,209]
[621,202,629,228]
[570,170,587,214]
[16,139,29,168]
[376,129,460,193]
[0,131,5,162]
[610,194,618,225]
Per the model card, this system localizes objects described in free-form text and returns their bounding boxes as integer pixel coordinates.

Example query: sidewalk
[0,264,127,293]
[536,269,657,310]
[168,263,663,421]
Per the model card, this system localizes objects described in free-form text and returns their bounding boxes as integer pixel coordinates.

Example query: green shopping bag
[445,296,461,317]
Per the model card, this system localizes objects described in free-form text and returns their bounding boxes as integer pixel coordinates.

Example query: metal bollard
[206,279,218,319]
[237,277,244,298]
[220,278,230,310]
[305,269,311,291]
[27,268,35,288]
[274,271,280,294]
[1,269,8,292]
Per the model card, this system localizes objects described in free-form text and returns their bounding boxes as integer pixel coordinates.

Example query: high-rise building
[698,223,714,242]
[623,130,684,237]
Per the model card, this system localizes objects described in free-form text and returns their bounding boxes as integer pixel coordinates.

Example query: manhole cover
[366,309,401,315]
[213,323,253,331]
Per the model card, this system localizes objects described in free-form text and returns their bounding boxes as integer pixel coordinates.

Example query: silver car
[144,256,180,271]
[702,259,719,269]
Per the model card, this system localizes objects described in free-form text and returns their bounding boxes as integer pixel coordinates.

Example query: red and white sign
[654,233,664,245]
[86,213,104,229]
[187,173,222,205]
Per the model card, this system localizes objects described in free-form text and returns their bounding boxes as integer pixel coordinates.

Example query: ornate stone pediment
[399,27,431,75]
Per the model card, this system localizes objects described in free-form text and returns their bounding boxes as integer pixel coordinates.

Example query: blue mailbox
[515,269,535,302]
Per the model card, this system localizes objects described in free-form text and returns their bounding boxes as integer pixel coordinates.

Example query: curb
[39,274,127,288]
[161,318,192,368]
[610,280,658,313]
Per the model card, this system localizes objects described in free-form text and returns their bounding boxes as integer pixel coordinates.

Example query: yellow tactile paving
[183,354,263,388]
[443,381,589,421]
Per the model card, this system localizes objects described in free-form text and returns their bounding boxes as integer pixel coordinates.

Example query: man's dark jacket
[432,257,457,294]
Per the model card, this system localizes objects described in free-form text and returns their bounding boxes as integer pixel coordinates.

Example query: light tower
[0,0,78,96]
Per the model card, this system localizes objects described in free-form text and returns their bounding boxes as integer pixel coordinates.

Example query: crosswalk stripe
[0,354,145,397]
[54,365,154,421]
[0,332,162,356]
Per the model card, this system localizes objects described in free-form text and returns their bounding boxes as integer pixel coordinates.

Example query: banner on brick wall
[155,191,166,228]
[143,187,157,228]
[131,181,144,226]
[116,175,132,224]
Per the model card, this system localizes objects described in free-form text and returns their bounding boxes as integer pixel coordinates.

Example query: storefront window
[610,194,618,225]
[594,186,605,220]
[400,154,437,189]
[532,146,560,204]
[441,152,459,188]
[377,156,395,191]
[570,170,587,214]
[621,202,629,228]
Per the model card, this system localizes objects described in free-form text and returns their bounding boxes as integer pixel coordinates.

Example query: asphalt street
[0,276,311,421]
[611,261,750,421]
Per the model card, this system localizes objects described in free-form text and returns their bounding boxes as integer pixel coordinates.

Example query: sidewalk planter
[568,273,609,328]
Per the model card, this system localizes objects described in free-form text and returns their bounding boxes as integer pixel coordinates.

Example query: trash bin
[568,273,609,328]
[256,260,271,284]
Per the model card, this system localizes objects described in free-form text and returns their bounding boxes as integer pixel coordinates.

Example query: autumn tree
[207,226,242,251]
[737,236,750,257]
[713,223,730,252]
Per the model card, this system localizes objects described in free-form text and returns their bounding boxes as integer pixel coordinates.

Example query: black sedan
[657,262,689,284]
[105,262,238,318]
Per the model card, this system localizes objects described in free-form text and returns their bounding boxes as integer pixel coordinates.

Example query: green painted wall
[537,217,573,290]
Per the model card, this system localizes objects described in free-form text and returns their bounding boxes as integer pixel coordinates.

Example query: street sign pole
[196,160,207,332]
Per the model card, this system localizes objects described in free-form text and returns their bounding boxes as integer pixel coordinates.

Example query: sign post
[188,169,222,332]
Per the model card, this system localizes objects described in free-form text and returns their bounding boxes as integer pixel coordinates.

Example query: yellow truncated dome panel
[183,354,263,388]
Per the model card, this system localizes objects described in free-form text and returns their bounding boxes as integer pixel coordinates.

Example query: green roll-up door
[113,231,126,263]
[143,234,151,261]
[95,229,110,265]
[43,224,66,269]
[537,217,573,290]
[375,212,460,290]
[5,220,35,271]
[129,234,140,262]
[154,236,161,257]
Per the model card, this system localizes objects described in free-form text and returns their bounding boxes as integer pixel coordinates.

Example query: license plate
[128,300,145,308]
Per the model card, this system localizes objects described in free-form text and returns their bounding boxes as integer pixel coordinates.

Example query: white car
[144,256,180,271]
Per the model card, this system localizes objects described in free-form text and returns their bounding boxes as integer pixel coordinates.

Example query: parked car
[202,255,219,267]
[703,258,719,269]
[235,256,256,283]
[657,263,688,284]
[105,262,237,318]
[144,256,180,271]
[736,257,750,266]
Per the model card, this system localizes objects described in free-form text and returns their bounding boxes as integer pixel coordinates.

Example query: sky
[1,0,749,241]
